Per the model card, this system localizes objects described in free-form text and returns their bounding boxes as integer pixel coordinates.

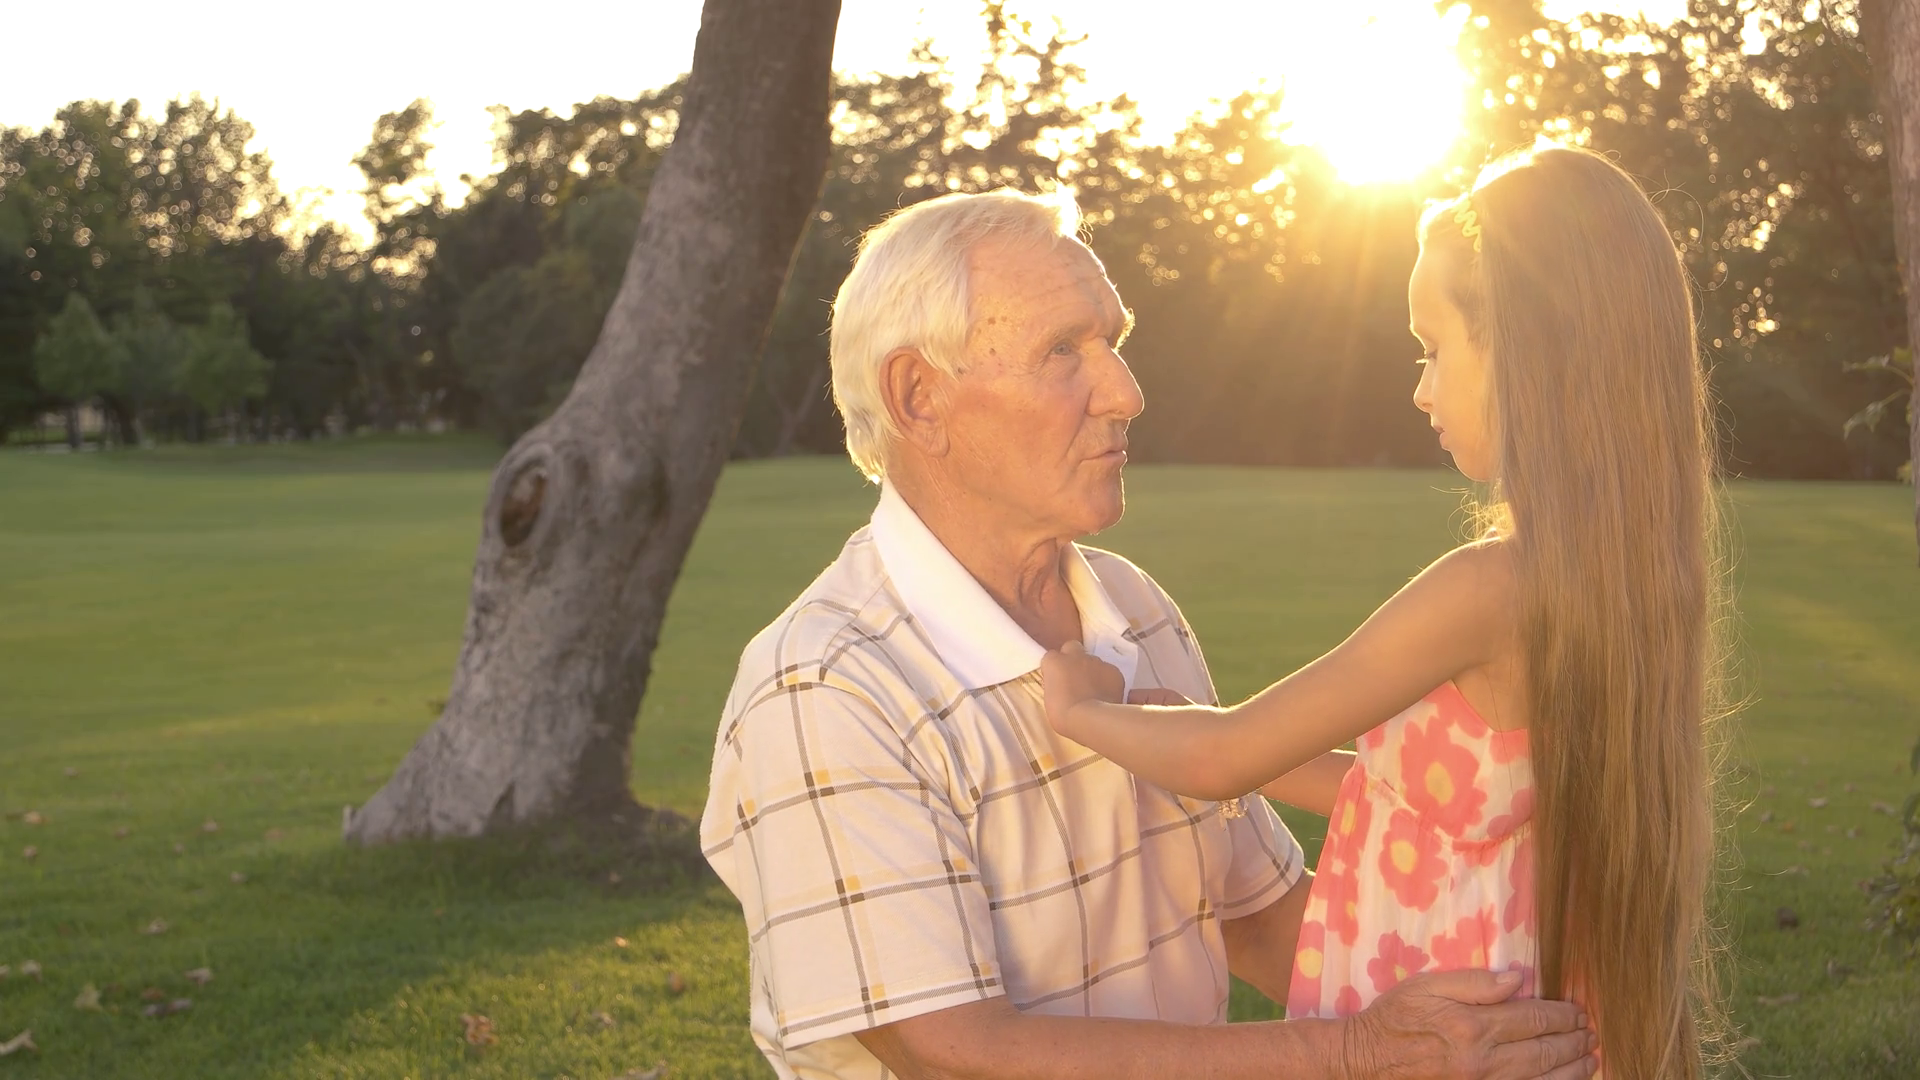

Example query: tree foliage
[0,2,1908,477]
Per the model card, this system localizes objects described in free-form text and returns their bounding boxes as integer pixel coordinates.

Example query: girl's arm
[1041,541,1514,801]
[1258,750,1355,818]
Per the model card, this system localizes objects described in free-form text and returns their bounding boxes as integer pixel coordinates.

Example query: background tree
[343,0,843,843]
[32,293,125,448]
[1861,0,1920,554]
[174,302,268,437]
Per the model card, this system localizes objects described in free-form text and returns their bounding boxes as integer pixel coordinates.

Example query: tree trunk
[344,0,842,844]
[1863,0,1920,560]
[63,406,80,450]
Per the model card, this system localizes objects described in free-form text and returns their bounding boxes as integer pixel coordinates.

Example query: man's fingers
[1402,967,1524,1006]
[1482,996,1587,1042]
[1484,1029,1597,1080]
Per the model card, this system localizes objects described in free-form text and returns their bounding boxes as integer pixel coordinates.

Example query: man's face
[936,236,1144,540]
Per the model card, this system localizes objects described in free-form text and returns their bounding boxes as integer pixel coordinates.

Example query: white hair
[829,188,1082,482]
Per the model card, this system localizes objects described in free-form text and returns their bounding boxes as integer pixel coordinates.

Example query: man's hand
[1040,640,1125,738]
[1342,970,1597,1080]
[1127,687,1194,707]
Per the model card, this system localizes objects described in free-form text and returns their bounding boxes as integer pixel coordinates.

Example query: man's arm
[1223,877,1311,1004]
[853,970,1596,1080]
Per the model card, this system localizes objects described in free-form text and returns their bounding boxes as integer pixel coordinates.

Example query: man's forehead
[968,236,1121,318]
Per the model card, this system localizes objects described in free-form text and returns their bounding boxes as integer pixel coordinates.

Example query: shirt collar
[869,483,1140,693]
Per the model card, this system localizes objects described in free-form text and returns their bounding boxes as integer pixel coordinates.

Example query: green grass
[1,437,1915,1078]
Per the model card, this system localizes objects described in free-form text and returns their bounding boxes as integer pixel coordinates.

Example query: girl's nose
[1413,364,1436,414]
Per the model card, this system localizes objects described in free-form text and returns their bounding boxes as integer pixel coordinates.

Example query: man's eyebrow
[1114,307,1136,349]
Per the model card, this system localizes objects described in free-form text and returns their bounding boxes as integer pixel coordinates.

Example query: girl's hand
[1040,641,1125,739]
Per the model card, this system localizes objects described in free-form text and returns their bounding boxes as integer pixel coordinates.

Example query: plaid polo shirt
[700,485,1304,1080]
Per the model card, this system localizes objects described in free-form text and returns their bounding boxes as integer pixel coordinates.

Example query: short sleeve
[701,674,1003,1050]
[1219,795,1306,919]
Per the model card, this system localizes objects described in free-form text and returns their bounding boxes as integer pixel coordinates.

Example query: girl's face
[1408,247,1496,482]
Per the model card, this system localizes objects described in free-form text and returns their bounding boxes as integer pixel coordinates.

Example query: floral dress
[1286,681,1536,1017]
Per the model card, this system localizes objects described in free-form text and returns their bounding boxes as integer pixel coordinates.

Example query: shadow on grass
[14,813,747,1080]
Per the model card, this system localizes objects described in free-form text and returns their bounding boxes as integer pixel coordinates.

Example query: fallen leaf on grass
[142,918,169,935]
[1779,820,1796,833]
[263,827,283,841]
[1757,810,1774,824]
[171,842,185,855]
[1846,827,1860,839]
[1808,797,1828,808]
[230,871,247,884]
[0,1030,35,1055]
[593,1010,616,1029]
[1826,959,1853,981]
[201,820,219,834]
[1843,782,1855,793]
[615,1062,668,1080]
[613,936,629,949]
[1776,907,1800,930]
[64,767,78,779]
[607,871,622,885]
[183,967,213,986]
[1732,1036,1763,1052]
[0,966,8,978]
[22,811,45,826]
[21,846,37,861]
[73,984,102,1011]
[19,961,40,980]
[113,827,129,839]
[461,1013,497,1046]
[142,998,191,1019]
[666,972,686,995]
[1754,993,1799,1007]
[141,987,166,1002]
[1873,801,1895,815]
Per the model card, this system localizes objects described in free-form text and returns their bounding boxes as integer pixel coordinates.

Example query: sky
[2,1,1686,241]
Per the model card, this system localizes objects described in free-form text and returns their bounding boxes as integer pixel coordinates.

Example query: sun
[1270,3,1472,185]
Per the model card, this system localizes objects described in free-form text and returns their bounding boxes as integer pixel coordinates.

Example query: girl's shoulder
[1409,537,1517,627]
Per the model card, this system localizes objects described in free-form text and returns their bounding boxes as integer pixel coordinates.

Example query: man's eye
[1051,341,1077,357]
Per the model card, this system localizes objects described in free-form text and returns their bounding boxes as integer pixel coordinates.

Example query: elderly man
[700,190,1594,1080]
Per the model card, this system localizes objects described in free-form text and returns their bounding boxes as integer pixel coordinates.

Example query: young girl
[1043,145,1726,1080]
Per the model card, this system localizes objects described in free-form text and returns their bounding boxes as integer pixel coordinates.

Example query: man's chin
[1072,484,1126,538]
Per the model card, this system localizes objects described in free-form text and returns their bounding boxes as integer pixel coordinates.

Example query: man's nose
[1093,346,1145,420]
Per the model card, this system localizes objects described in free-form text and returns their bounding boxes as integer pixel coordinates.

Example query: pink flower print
[1366,931,1431,995]
[1319,851,1363,947]
[1428,907,1499,970]
[1361,722,1388,751]
[1378,809,1448,911]
[1488,727,1528,764]
[1289,918,1327,1008]
[1334,985,1363,1018]
[1466,790,1534,869]
[1505,829,1535,933]
[1318,779,1373,946]
[1399,716,1487,835]
[1327,773,1373,855]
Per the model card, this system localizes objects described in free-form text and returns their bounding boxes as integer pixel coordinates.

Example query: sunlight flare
[1269,3,1472,184]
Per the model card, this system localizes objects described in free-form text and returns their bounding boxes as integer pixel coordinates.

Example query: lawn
[0,438,1915,1078]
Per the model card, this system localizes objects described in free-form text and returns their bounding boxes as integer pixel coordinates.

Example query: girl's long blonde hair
[1421,146,1730,1080]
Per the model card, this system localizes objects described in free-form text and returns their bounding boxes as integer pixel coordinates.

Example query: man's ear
[879,347,951,458]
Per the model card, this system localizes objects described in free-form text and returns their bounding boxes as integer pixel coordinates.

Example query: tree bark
[1863,0,1920,560]
[344,0,842,844]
